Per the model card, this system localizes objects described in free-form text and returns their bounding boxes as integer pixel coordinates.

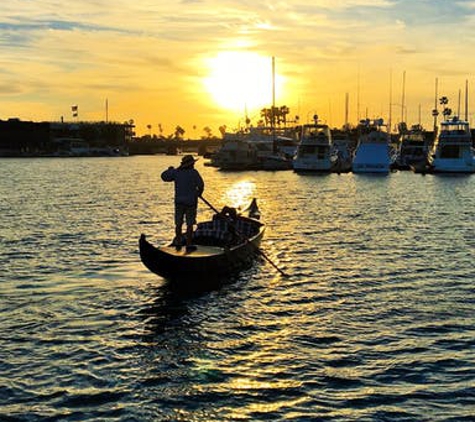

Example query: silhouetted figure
[161,155,204,252]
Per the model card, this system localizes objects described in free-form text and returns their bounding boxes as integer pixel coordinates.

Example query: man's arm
[161,167,176,182]
[196,172,204,196]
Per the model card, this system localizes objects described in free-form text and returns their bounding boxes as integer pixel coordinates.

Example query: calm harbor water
[1,155,474,421]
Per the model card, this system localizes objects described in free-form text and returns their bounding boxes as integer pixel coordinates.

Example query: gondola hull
[139,218,265,283]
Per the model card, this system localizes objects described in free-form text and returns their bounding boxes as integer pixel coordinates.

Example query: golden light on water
[203,51,284,113]
[223,179,256,210]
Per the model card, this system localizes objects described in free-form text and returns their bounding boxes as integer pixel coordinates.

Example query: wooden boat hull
[139,219,265,283]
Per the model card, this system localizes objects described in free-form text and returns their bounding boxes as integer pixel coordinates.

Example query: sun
[203,52,282,114]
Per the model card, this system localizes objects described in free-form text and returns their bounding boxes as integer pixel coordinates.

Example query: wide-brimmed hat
[180,154,198,168]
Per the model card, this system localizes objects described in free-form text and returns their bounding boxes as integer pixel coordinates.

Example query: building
[0,118,135,157]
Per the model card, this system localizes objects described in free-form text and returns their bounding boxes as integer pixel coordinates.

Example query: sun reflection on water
[222,179,256,211]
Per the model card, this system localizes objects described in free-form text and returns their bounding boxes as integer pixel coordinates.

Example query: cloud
[2,0,475,132]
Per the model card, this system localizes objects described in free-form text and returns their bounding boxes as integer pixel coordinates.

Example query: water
[1,156,474,421]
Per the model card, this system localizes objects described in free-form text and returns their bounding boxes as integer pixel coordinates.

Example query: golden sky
[1,0,475,136]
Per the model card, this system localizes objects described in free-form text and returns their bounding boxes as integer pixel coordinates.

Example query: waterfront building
[0,118,134,157]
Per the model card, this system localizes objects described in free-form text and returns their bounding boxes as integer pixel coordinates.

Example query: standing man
[161,155,204,252]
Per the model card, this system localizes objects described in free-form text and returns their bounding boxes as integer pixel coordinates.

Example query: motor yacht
[352,119,393,174]
[293,123,333,172]
[394,125,429,170]
[429,117,475,173]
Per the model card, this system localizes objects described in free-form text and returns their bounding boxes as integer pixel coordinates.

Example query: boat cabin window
[301,145,317,154]
[317,146,328,158]
[440,145,461,158]
[302,126,329,139]
[300,145,329,156]
[308,130,324,138]
[440,123,469,135]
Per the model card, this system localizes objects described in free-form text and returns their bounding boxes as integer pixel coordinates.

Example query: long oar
[199,196,289,277]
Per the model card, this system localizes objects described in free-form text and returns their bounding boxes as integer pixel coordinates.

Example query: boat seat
[193,217,258,246]
[194,221,233,246]
[214,216,257,238]
[234,220,257,237]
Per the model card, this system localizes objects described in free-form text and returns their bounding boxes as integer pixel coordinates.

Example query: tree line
[138,105,295,141]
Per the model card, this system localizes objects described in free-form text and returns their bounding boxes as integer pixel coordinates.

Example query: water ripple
[1,158,474,421]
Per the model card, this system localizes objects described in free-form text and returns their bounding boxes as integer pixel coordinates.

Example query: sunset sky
[1,0,475,136]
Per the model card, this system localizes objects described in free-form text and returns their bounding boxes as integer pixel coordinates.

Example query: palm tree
[174,125,185,140]
[203,126,212,139]
[279,105,290,126]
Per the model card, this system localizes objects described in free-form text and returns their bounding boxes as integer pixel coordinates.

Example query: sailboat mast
[345,92,349,129]
[388,69,393,133]
[357,67,361,122]
[272,56,276,110]
[401,70,406,123]
[271,56,276,152]
[433,77,439,132]
[465,79,469,122]
[458,89,461,118]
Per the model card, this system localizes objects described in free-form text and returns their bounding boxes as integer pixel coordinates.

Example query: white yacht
[429,117,475,173]
[293,123,333,172]
[352,119,392,174]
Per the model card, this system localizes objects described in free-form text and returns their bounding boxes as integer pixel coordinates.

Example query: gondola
[139,202,265,283]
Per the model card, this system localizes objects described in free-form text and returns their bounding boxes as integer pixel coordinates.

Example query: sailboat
[259,57,294,170]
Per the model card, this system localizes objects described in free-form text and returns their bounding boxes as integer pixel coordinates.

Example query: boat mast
[458,88,462,118]
[465,79,469,122]
[345,92,349,130]
[433,77,439,132]
[271,56,276,153]
[388,69,393,133]
[272,56,276,112]
[357,66,361,122]
[401,70,406,124]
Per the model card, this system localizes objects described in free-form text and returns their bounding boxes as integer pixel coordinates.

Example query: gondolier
[161,155,204,252]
